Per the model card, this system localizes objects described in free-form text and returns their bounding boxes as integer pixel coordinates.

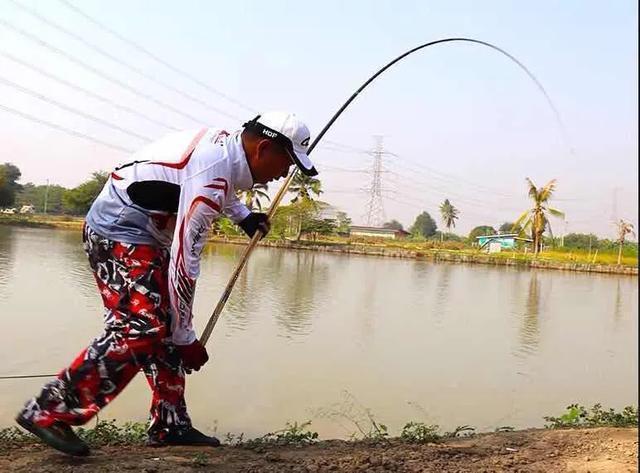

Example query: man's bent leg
[143,341,191,438]
[19,331,147,427]
[143,334,219,447]
[18,225,171,434]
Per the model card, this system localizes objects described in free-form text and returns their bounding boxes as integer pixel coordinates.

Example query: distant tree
[292,199,321,240]
[499,221,522,234]
[468,225,496,242]
[410,211,437,238]
[383,219,404,231]
[514,178,564,254]
[439,199,459,241]
[212,215,242,236]
[16,182,68,213]
[434,231,463,242]
[563,233,599,250]
[614,219,636,265]
[239,183,270,211]
[0,163,22,207]
[269,204,295,240]
[62,171,108,215]
[335,211,352,234]
[302,218,337,241]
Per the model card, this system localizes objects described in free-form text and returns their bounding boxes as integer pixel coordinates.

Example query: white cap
[242,111,318,176]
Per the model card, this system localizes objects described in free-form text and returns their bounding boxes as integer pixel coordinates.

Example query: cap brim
[286,148,318,176]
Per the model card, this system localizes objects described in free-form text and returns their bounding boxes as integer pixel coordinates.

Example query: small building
[476,233,532,252]
[349,225,409,240]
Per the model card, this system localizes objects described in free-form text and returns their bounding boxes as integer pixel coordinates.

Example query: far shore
[1,214,637,276]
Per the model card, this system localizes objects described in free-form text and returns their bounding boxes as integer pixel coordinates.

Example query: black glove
[239,212,270,239]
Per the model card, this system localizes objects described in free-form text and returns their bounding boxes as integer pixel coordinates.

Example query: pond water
[0,225,637,438]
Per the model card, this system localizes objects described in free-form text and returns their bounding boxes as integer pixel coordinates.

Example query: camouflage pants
[19,225,191,438]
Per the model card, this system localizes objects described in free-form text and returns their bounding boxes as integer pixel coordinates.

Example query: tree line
[2,162,636,261]
[1,162,108,214]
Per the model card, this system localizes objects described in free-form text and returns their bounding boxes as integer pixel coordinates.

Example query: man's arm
[168,174,229,348]
[224,194,251,224]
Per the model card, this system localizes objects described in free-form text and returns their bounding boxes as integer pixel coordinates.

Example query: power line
[321,140,370,154]
[0,18,208,125]
[318,141,520,199]
[320,150,523,211]
[388,151,517,198]
[385,169,522,210]
[0,49,179,131]
[8,0,242,122]
[9,1,370,154]
[56,0,387,156]
[58,0,256,114]
[0,103,135,153]
[0,75,154,142]
[318,164,369,173]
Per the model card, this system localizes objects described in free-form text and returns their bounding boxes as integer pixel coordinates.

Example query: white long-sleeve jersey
[86,128,254,345]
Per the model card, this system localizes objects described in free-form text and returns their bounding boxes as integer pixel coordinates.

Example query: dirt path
[1,427,636,472]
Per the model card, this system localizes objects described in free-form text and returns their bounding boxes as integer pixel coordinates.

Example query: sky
[0,0,637,238]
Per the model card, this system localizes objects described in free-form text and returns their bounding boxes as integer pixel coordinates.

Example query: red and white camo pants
[19,224,191,438]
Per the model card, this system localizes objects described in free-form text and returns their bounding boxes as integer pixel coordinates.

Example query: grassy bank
[212,236,639,275]
[2,403,636,448]
[2,214,637,274]
[1,404,637,472]
[0,214,84,230]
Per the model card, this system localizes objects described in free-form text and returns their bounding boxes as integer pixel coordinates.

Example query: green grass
[0,213,84,228]
[75,419,148,446]
[544,404,638,429]
[2,404,637,450]
[3,213,636,268]
[278,237,639,268]
[242,421,319,447]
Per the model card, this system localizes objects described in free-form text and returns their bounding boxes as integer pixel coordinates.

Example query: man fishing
[15,111,318,456]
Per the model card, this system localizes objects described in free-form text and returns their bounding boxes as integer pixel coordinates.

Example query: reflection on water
[517,275,541,358]
[614,280,623,323]
[433,263,452,326]
[273,251,326,337]
[0,226,637,438]
[0,226,15,300]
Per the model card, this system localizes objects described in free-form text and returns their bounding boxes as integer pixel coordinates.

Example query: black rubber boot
[16,415,90,456]
[147,426,221,447]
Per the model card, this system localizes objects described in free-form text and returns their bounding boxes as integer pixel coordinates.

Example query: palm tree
[614,219,635,265]
[439,199,459,241]
[238,183,270,211]
[513,178,564,254]
[288,173,322,203]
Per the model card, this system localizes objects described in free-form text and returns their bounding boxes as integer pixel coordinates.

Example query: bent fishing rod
[199,37,569,345]
[0,37,567,379]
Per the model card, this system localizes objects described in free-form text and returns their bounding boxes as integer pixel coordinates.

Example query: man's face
[251,139,293,184]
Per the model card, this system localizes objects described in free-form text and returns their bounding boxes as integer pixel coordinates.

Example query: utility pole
[364,136,387,227]
[43,179,49,214]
